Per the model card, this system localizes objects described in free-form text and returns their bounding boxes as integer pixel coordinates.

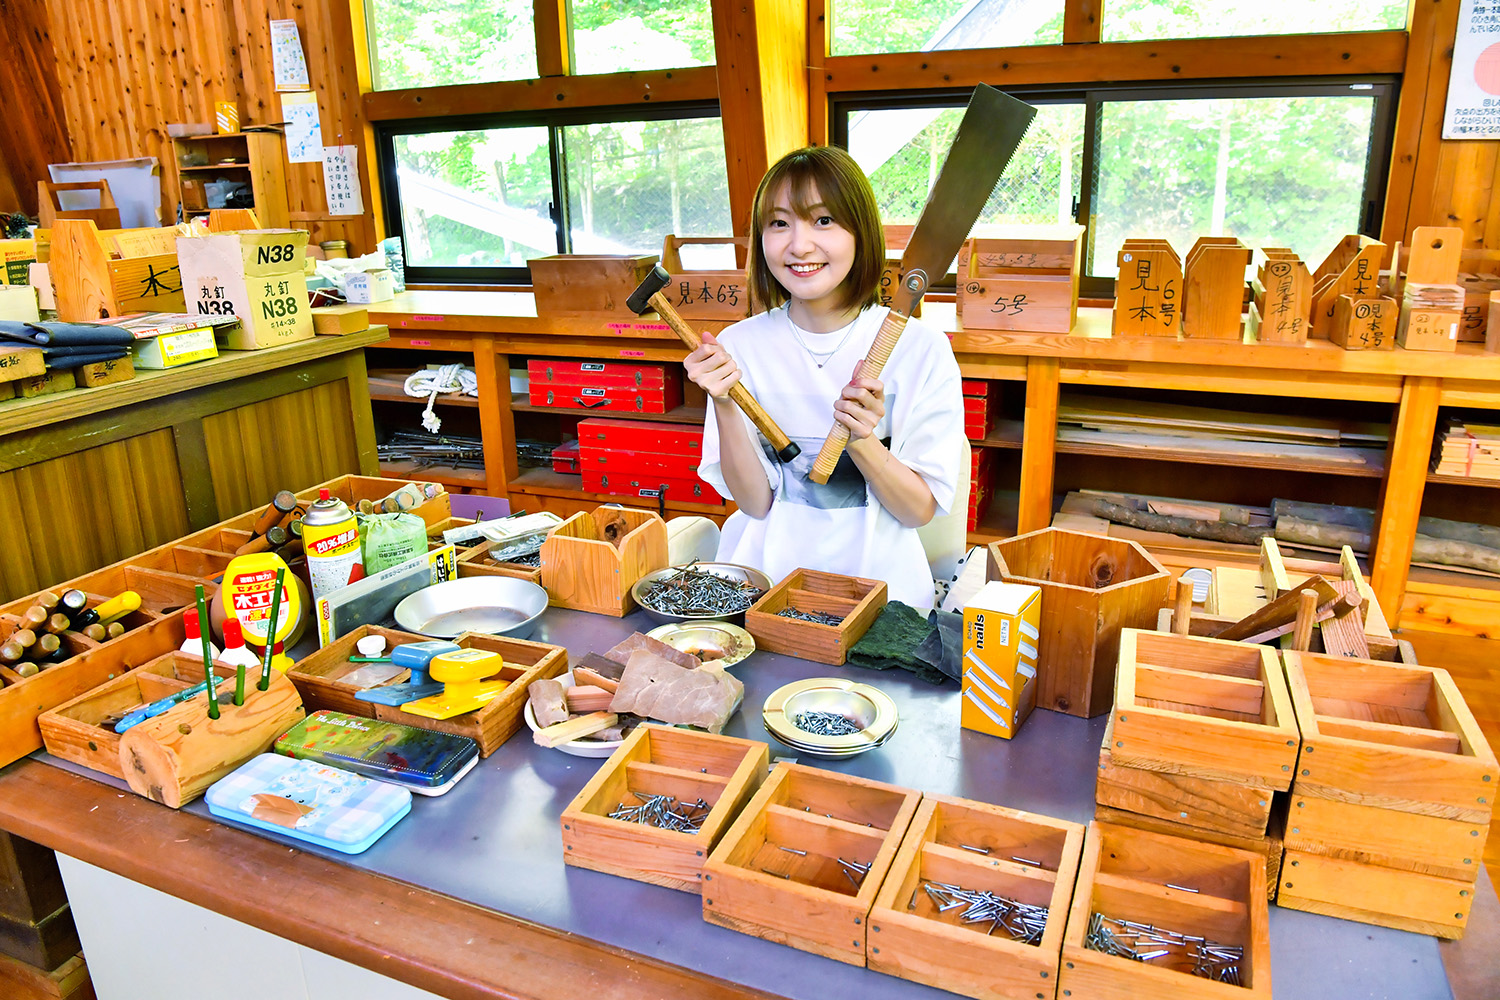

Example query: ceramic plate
[522,669,626,758]
[645,621,755,668]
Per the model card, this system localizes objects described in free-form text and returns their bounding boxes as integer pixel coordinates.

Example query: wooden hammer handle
[808,309,910,485]
[648,291,799,462]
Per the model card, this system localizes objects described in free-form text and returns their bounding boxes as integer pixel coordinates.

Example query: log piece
[1085,498,1269,545]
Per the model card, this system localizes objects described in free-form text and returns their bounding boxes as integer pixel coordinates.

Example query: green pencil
[195,585,219,720]
[259,568,286,691]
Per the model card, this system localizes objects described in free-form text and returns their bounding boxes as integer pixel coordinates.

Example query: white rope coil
[404,363,477,433]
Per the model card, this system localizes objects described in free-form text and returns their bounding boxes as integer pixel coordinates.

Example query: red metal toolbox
[581,470,724,506]
[576,418,703,455]
[581,449,701,480]
[964,396,993,440]
[527,360,683,413]
[551,440,581,474]
[961,379,990,397]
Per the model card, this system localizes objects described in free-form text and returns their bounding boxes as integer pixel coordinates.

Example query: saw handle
[649,291,800,462]
[807,310,911,485]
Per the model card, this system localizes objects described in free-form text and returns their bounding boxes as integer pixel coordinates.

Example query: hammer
[627,264,799,462]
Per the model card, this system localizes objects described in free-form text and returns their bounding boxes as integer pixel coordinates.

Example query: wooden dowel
[1291,588,1318,652]
[1172,582,1193,635]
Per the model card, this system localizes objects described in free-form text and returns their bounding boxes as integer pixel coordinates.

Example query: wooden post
[1018,357,1060,535]
[1291,589,1318,652]
[1372,377,1442,621]
[1172,582,1193,635]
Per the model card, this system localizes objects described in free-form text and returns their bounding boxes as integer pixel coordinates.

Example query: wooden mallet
[627,264,800,462]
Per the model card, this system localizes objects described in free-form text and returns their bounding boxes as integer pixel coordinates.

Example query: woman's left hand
[833,366,885,441]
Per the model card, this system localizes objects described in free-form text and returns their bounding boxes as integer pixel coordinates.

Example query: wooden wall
[1,0,377,251]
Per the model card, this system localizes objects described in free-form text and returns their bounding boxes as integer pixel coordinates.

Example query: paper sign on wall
[282,92,323,163]
[1444,0,1500,138]
[270,19,311,92]
[323,146,364,216]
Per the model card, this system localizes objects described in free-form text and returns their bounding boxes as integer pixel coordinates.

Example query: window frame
[831,76,1399,298]
[375,99,726,285]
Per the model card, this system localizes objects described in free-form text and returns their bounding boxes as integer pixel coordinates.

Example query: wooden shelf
[967,489,1020,545]
[370,372,479,408]
[1054,436,1387,478]
[1427,473,1500,489]
[177,163,250,172]
[509,467,728,514]
[511,394,706,424]
[971,419,1024,449]
[378,460,487,491]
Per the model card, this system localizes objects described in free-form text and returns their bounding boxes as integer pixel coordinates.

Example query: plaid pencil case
[205,754,411,854]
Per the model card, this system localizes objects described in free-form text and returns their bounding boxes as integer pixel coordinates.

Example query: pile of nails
[793,711,863,736]
[1085,913,1243,985]
[775,607,846,626]
[639,565,764,617]
[490,550,541,568]
[607,792,710,834]
[915,880,1049,944]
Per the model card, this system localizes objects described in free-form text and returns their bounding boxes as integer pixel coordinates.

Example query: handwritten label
[322,145,364,216]
[409,339,431,347]
[607,322,670,331]
[619,349,645,357]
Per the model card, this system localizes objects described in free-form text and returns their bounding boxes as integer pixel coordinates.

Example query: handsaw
[807,84,1036,484]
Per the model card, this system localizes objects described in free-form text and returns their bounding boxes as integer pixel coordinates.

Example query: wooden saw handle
[648,291,800,462]
[807,310,910,484]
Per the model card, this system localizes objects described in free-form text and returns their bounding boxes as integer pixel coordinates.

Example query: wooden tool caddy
[702,762,921,966]
[288,625,567,756]
[988,529,1169,718]
[457,539,543,586]
[659,235,749,322]
[528,254,659,318]
[1058,822,1271,1000]
[1278,651,1494,938]
[868,794,1085,1000]
[743,568,887,666]
[48,219,185,322]
[1310,234,1384,339]
[1182,237,1251,340]
[1112,239,1182,337]
[560,725,768,892]
[956,226,1085,334]
[540,506,667,616]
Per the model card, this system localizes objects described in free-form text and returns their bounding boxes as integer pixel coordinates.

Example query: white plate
[523,669,625,758]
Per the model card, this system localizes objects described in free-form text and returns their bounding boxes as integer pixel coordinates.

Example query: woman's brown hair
[746,145,884,316]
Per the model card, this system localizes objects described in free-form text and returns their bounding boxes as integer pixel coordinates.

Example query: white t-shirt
[698,303,965,609]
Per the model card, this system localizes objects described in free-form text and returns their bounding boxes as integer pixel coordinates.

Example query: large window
[836,80,1395,293]
[1102,0,1406,42]
[378,107,733,284]
[830,0,1065,55]
[567,0,715,75]
[367,0,537,90]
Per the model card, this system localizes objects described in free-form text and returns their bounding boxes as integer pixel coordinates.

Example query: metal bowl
[761,677,898,759]
[631,563,772,625]
[394,576,548,639]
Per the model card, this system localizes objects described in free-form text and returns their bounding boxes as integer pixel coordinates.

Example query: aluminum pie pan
[393,576,548,639]
[631,563,772,625]
[761,677,898,755]
[645,621,755,667]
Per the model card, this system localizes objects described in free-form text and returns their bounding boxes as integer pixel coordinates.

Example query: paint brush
[195,585,219,720]
[259,568,285,691]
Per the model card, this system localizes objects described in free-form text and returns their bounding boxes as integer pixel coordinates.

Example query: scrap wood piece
[1085,497,1269,546]
[534,711,619,748]
[1259,537,1291,601]
[1214,574,1342,642]
[1320,581,1371,659]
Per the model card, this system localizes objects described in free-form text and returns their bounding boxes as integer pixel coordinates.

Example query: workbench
[367,292,1500,638]
[0,605,1482,1000]
[0,327,388,603]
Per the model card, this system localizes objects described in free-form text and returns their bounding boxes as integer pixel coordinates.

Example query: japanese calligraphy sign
[1113,240,1183,337]
[1330,294,1396,351]
[659,235,749,322]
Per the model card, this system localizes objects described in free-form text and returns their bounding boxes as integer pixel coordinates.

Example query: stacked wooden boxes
[1097,630,1298,899]
[1279,652,1495,939]
[956,226,1085,333]
[574,417,722,507]
[1397,226,1464,352]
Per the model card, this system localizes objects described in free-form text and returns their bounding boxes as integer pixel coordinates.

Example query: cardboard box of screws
[560,724,769,892]
[868,794,1085,1000]
[702,762,921,966]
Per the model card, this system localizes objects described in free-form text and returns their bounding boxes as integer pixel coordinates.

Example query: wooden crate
[296,475,450,529]
[49,219,184,322]
[702,762,921,966]
[528,254,659,318]
[956,227,1085,334]
[457,539,543,586]
[868,794,1085,1000]
[1058,822,1271,1000]
[659,235,749,322]
[1110,630,1298,789]
[1182,237,1251,340]
[1095,743,1273,841]
[743,568,887,666]
[988,529,1169,718]
[1277,850,1477,939]
[38,652,237,780]
[560,725,768,892]
[1092,801,1284,901]
[1283,793,1487,881]
[540,506,667,616]
[288,626,568,756]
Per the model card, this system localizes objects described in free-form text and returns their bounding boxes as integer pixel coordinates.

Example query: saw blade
[896,85,1037,314]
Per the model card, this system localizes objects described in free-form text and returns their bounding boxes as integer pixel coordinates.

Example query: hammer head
[626,263,673,316]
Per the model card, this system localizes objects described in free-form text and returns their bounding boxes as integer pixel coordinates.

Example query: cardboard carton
[960,581,1041,739]
[178,229,314,350]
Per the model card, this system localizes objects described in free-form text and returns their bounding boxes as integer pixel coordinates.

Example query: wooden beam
[710,0,809,236]
[1382,0,1461,249]
[326,0,385,250]
[362,66,719,121]
[1018,356,1060,534]
[534,0,571,77]
[824,30,1407,92]
[0,0,72,217]
[807,0,830,146]
[1063,0,1102,45]
[1372,376,1441,617]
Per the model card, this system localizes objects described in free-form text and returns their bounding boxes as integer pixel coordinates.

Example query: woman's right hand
[684,331,741,399]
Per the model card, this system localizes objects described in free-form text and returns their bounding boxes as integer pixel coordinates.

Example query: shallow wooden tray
[743,568,886,666]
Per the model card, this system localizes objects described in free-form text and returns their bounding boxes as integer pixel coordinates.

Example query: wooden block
[540,506,668,616]
[534,711,617,747]
[1329,294,1397,351]
[0,951,91,1000]
[1406,226,1464,285]
[74,357,134,388]
[1096,744,1273,840]
[1182,236,1251,340]
[0,346,45,384]
[1317,582,1370,658]
[1282,652,1497,822]
[1257,537,1290,602]
[310,303,369,336]
[743,568,887,666]
[1397,304,1461,352]
[1090,802,1283,900]
[1252,254,1312,343]
[1278,850,1475,939]
[1111,630,1298,788]
[702,762,921,966]
[1285,792,1488,881]
[868,794,1085,1000]
[659,235,750,322]
[1058,822,1271,998]
[561,725,769,892]
[16,371,75,399]
[1114,242,1184,337]
[527,254,659,317]
[988,529,1169,718]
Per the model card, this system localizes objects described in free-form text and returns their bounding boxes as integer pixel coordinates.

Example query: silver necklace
[787,312,859,368]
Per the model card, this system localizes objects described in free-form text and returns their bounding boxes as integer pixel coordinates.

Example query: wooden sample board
[1113,239,1182,337]
[1182,236,1251,339]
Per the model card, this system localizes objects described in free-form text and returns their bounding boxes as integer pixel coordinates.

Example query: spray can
[303,489,364,602]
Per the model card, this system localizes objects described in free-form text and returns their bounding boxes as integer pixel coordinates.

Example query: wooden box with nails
[1058,822,1271,1000]
[868,794,1085,1000]
[701,762,921,966]
[1277,651,1495,938]
[560,725,769,892]
[541,506,668,616]
[743,568,887,666]
[457,539,543,586]
[288,627,567,756]
[988,529,1170,718]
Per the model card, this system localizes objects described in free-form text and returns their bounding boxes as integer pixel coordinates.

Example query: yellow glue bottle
[219,552,305,663]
